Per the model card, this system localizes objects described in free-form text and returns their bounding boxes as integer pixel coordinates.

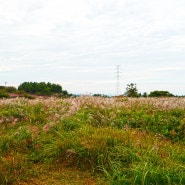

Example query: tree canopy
[148,90,174,97]
[124,83,140,97]
[18,82,63,96]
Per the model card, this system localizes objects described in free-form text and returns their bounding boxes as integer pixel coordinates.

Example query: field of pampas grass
[0,96,185,184]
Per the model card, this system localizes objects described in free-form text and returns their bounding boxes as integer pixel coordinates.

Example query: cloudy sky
[0,0,185,95]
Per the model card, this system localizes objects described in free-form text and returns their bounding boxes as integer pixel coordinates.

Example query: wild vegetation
[0,82,70,99]
[124,83,175,97]
[0,96,184,184]
[18,82,69,96]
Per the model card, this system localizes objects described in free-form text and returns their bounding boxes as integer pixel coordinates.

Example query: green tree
[93,94,109,98]
[148,90,174,97]
[124,83,140,97]
[142,92,148,97]
[18,82,63,96]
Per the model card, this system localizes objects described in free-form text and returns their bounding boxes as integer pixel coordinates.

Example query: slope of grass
[0,97,184,184]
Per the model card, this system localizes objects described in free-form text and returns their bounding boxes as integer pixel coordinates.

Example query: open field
[0,97,185,185]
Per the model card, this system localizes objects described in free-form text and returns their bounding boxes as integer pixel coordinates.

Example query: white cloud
[0,0,185,95]
[0,65,11,72]
[153,67,185,72]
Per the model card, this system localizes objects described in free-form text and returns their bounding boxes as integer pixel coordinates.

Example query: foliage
[0,97,184,184]
[0,90,9,98]
[124,83,140,97]
[0,86,6,90]
[142,92,148,97]
[93,94,109,98]
[0,86,17,98]
[18,82,65,96]
[4,86,17,93]
[0,83,71,99]
[149,90,174,97]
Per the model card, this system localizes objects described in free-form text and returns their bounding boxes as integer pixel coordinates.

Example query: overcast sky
[0,0,185,95]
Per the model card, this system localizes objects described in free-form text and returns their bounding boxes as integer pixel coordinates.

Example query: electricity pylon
[115,65,121,96]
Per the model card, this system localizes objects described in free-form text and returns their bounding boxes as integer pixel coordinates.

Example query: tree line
[18,82,65,96]
[0,81,181,99]
[0,82,71,98]
[124,83,175,97]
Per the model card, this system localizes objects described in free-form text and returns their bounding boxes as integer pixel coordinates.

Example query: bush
[0,90,9,98]
[5,86,17,93]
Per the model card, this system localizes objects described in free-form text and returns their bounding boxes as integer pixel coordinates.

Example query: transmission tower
[115,65,122,96]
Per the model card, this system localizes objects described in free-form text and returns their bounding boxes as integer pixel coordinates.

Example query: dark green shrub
[0,90,9,98]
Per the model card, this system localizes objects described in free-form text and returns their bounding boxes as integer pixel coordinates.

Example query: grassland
[0,96,185,185]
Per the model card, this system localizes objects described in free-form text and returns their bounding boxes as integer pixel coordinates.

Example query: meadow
[0,96,184,185]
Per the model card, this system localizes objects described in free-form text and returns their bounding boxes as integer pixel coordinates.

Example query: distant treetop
[148,90,174,97]
[18,82,63,96]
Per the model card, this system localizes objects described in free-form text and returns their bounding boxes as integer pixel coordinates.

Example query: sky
[0,0,185,95]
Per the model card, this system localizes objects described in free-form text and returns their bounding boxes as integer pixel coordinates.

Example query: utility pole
[115,65,121,96]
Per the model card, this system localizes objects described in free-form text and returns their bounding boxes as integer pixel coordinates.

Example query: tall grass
[0,97,184,184]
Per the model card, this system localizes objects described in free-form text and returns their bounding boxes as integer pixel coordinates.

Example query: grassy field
[0,96,185,185]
